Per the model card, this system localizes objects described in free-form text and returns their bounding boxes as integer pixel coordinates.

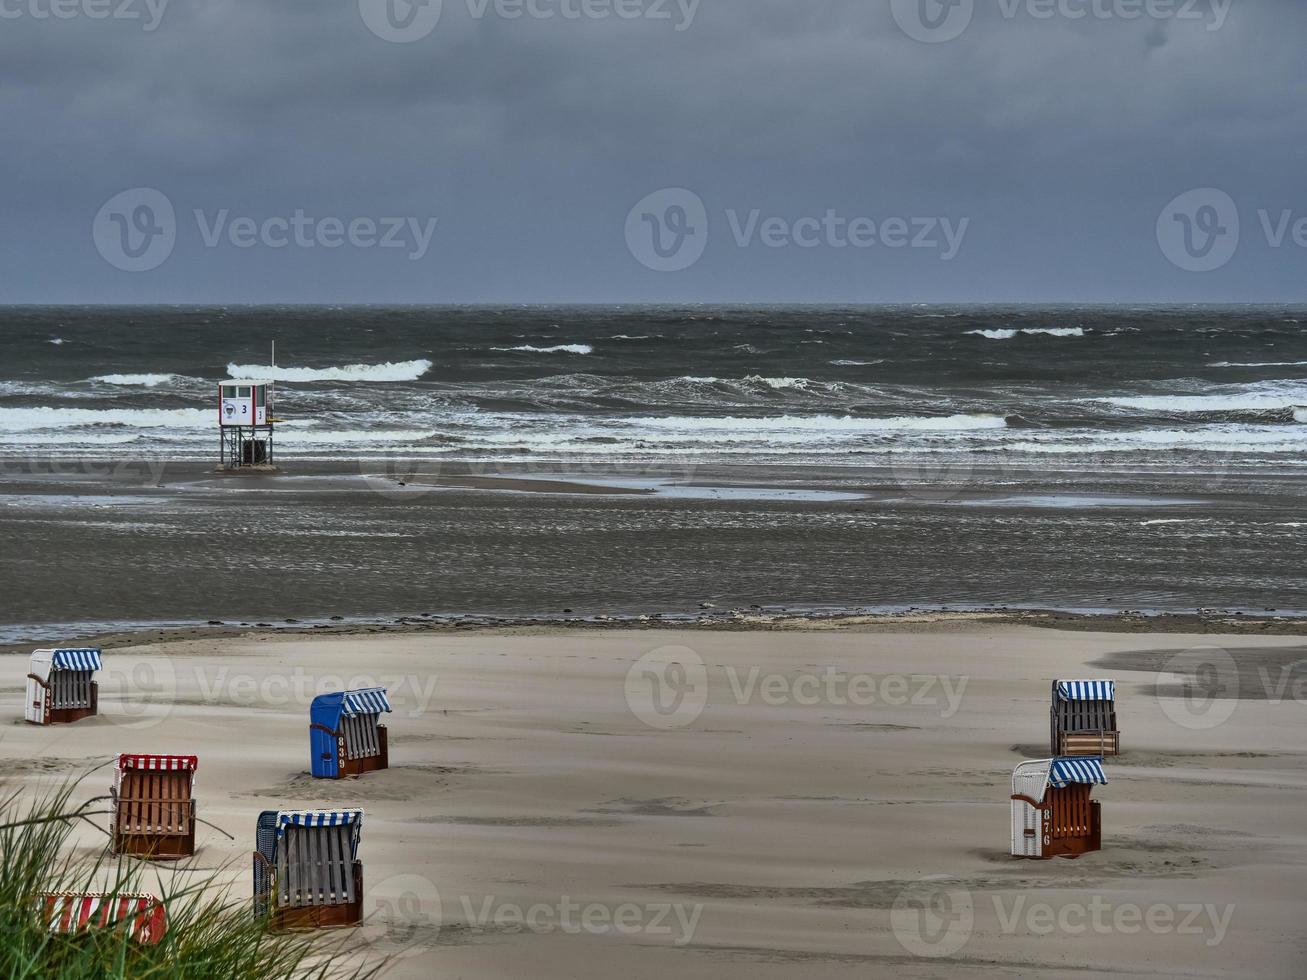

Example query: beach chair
[310,689,391,779]
[1011,757,1107,860]
[25,648,101,726]
[252,809,365,929]
[110,755,198,859]
[1050,680,1120,756]
[39,891,167,945]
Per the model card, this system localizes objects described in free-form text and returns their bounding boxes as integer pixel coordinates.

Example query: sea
[2,305,1306,468]
[2,305,1306,640]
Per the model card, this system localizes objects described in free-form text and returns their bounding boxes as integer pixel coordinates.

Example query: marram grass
[0,779,384,979]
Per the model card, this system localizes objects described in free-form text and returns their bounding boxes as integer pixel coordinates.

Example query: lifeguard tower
[218,380,276,471]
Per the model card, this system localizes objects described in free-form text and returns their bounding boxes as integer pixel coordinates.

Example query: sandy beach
[5,622,1305,978]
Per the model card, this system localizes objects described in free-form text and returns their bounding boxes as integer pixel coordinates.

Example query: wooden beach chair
[39,891,167,945]
[310,689,391,780]
[1050,679,1120,756]
[25,648,101,726]
[1011,757,1107,860]
[110,755,198,859]
[252,809,365,930]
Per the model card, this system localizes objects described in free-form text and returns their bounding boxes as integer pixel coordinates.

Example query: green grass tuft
[0,779,385,979]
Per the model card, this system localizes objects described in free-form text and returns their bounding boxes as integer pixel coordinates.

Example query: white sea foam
[48,338,66,345]
[967,328,1084,339]
[491,345,593,355]
[0,431,142,446]
[1007,425,1307,454]
[1210,361,1307,368]
[91,373,181,387]
[0,381,102,399]
[0,407,213,432]
[276,429,437,445]
[226,360,433,382]
[625,413,1007,433]
[1093,383,1307,414]
[745,376,811,390]
[829,359,883,367]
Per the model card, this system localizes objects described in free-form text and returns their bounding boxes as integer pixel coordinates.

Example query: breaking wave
[491,345,593,355]
[226,360,433,383]
[967,328,1085,340]
[624,413,1007,433]
[276,429,438,445]
[0,407,214,432]
[1210,361,1307,368]
[744,376,811,390]
[90,374,181,388]
[1093,383,1307,415]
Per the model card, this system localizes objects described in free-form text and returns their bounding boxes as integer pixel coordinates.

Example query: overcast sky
[2,0,1304,303]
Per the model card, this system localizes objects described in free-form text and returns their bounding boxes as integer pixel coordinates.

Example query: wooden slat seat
[115,770,194,837]
[343,714,381,760]
[52,670,94,710]
[253,811,364,930]
[277,824,358,908]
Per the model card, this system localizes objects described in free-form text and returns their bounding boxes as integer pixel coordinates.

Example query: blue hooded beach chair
[310,688,392,779]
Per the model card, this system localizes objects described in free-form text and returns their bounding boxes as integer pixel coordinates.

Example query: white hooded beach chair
[25,648,101,725]
[1011,757,1107,860]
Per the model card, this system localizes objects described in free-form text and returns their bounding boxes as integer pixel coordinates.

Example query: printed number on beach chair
[252,810,364,929]
[25,648,101,726]
[40,892,167,945]
[1050,680,1120,757]
[111,755,198,859]
[309,689,391,779]
[1011,757,1106,860]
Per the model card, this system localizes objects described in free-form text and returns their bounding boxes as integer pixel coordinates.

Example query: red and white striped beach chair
[39,892,167,945]
[111,755,198,859]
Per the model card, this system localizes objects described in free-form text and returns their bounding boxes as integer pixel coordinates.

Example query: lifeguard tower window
[237,386,250,398]
[256,386,265,409]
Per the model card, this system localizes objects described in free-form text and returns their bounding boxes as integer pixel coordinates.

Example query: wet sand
[3,458,1307,645]
[4,625,1305,978]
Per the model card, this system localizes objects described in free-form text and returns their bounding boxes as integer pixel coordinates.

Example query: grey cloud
[1,0,1304,302]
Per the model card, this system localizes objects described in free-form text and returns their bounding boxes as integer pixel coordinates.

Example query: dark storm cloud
[1,0,1304,302]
